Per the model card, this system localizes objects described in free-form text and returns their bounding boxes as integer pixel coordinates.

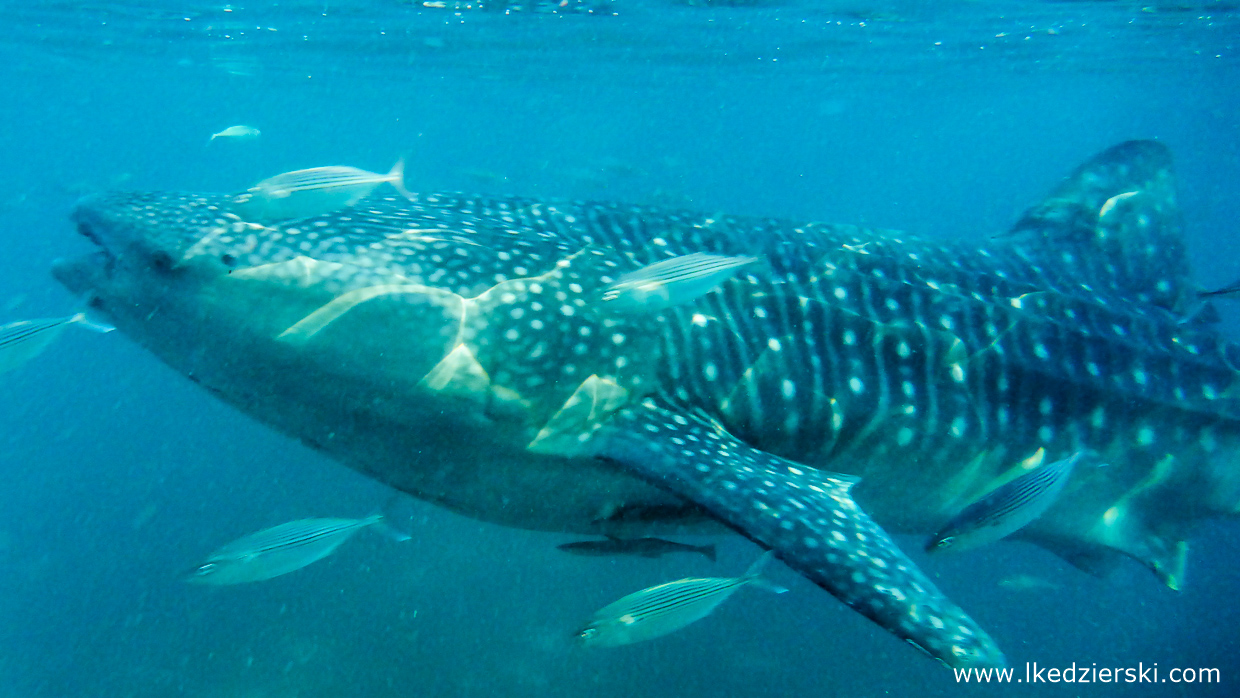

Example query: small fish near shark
[558,535,717,561]
[0,312,113,375]
[51,140,1240,670]
[187,513,409,585]
[231,161,412,222]
[577,550,785,648]
[927,449,1083,553]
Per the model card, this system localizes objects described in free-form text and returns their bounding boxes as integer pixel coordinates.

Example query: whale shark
[52,140,1240,670]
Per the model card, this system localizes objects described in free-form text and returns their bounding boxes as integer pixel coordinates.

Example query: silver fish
[0,312,112,375]
[231,160,410,222]
[601,253,758,312]
[186,514,407,585]
[927,451,1083,553]
[557,535,716,561]
[209,125,260,142]
[577,550,786,647]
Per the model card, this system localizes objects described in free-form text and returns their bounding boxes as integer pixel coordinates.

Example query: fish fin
[749,578,789,594]
[1001,140,1195,317]
[592,397,1005,669]
[1014,533,1127,579]
[68,311,116,333]
[1019,451,1205,591]
[741,550,789,593]
[369,494,414,542]
[699,543,717,562]
[1041,528,1188,590]
[1093,508,1191,590]
[1149,539,1189,591]
[388,158,413,201]
[743,549,776,577]
[1057,545,1127,579]
[1178,299,1221,325]
[366,516,412,543]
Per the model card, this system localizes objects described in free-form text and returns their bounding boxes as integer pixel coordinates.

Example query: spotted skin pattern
[59,141,1240,669]
[601,398,1004,667]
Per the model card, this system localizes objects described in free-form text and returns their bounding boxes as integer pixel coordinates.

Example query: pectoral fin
[591,398,1006,670]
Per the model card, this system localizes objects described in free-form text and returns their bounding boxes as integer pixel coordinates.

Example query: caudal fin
[69,311,116,334]
[387,158,413,201]
[741,550,788,593]
[368,493,415,542]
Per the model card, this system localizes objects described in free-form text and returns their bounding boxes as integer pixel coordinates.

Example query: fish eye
[193,562,217,576]
[578,627,597,641]
[936,536,955,549]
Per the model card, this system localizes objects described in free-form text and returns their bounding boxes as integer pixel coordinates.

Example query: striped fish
[577,550,786,647]
[927,452,1084,553]
[186,514,407,585]
[601,252,758,312]
[0,312,112,375]
[232,160,411,222]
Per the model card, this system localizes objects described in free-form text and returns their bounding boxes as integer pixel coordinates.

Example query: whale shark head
[58,192,237,295]
[54,189,720,537]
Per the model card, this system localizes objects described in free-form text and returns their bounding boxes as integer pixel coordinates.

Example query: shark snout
[51,252,111,296]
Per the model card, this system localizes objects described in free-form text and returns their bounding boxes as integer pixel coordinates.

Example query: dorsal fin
[1003,140,1194,316]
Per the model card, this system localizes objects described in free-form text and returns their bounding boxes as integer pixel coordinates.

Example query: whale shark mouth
[51,251,110,297]
[51,200,119,296]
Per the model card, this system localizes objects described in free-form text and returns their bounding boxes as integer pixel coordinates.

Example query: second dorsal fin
[1001,140,1195,317]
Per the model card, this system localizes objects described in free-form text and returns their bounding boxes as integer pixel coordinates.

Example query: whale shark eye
[936,536,955,549]
[193,563,217,576]
[150,250,175,272]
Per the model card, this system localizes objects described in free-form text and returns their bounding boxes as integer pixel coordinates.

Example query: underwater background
[0,1,1237,696]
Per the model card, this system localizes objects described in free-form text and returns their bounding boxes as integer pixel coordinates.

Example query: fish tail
[699,543,717,562]
[69,311,116,334]
[387,158,413,201]
[749,578,789,594]
[743,549,775,578]
[740,549,787,592]
[368,514,412,543]
[368,493,413,542]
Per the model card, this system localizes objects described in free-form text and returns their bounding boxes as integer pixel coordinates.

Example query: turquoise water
[0,1,1237,696]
